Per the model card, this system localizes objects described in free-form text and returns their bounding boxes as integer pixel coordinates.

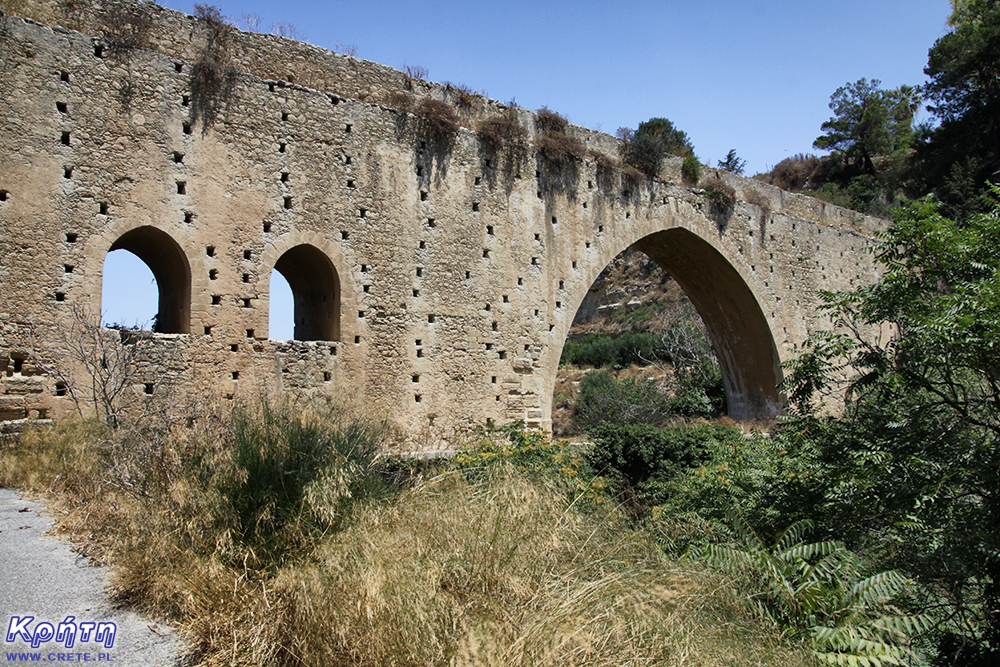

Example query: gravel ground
[0,488,185,665]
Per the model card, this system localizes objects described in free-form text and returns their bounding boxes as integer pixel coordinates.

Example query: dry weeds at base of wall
[0,412,815,667]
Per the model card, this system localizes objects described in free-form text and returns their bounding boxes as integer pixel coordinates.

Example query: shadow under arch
[272,244,341,341]
[107,226,191,334]
[559,227,783,421]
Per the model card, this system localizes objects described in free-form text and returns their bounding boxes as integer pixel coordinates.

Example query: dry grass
[415,98,460,145]
[257,468,811,667]
[1,406,811,666]
[535,107,585,166]
[477,107,527,154]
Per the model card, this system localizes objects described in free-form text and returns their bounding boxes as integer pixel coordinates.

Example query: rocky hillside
[569,247,697,337]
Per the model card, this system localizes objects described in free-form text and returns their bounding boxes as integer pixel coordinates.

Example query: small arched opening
[270,244,340,341]
[105,226,191,333]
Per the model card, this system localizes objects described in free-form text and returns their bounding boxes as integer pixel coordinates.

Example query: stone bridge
[0,2,882,443]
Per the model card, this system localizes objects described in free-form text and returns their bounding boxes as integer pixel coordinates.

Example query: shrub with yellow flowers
[450,421,610,505]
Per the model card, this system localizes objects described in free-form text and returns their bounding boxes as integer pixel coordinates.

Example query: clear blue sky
[104,0,954,336]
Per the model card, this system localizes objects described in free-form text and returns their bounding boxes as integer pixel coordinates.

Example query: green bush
[222,401,391,564]
[661,426,831,543]
[560,332,668,369]
[622,132,666,176]
[682,155,702,184]
[621,118,695,177]
[587,422,738,506]
[669,360,726,417]
[574,371,673,431]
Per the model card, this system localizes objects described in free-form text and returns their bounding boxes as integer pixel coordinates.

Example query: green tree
[785,189,1000,664]
[813,78,920,177]
[620,117,694,176]
[717,149,746,175]
[916,0,1000,220]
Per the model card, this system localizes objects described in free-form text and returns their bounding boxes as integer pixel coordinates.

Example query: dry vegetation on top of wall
[189,3,238,132]
[477,104,528,154]
[2,0,668,199]
[98,1,152,59]
[535,106,587,166]
[444,81,482,110]
[701,176,737,213]
[414,97,460,145]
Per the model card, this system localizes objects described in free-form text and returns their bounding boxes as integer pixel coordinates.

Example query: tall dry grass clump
[1,404,813,666]
[252,465,810,666]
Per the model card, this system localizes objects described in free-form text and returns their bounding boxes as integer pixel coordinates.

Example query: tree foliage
[784,189,1000,664]
[620,117,694,176]
[916,0,1000,220]
[695,518,930,666]
[717,149,747,175]
[813,78,919,177]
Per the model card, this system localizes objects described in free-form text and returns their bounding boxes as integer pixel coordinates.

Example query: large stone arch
[549,220,783,422]
[260,233,355,342]
[102,225,193,334]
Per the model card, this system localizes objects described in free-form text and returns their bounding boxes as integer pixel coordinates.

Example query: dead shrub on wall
[535,107,585,167]
[702,177,737,213]
[99,2,152,59]
[745,188,772,220]
[446,82,479,110]
[190,3,238,132]
[536,106,568,134]
[415,97,460,146]
[478,105,527,154]
[757,153,820,191]
[385,90,415,114]
[403,63,428,91]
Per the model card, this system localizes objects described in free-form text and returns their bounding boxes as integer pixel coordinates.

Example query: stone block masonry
[0,1,883,446]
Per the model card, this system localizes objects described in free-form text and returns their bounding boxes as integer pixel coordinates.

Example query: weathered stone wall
[0,2,883,445]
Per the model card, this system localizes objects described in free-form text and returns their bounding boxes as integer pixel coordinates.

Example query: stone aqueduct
[0,2,883,443]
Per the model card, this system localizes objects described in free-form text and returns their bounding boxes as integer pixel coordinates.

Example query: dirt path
[0,488,184,665]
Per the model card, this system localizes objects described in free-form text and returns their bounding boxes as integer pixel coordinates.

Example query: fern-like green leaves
[692,518,926,666]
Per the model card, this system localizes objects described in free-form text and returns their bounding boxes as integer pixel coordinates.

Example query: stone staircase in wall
[0,353,56,445]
